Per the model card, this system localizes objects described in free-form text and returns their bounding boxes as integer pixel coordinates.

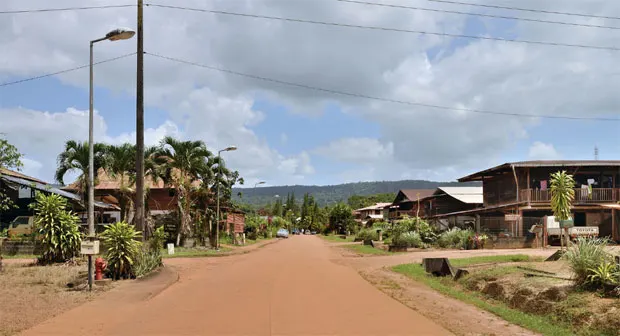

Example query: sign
[504,214,521,221]
[80,240,100,255]
[559,219,574,228]
[167,243,175,255]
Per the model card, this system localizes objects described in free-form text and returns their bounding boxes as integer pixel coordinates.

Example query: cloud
[528,141,561,160]
[313,138,393,164]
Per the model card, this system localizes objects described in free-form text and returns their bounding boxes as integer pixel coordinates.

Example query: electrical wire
[146,52,620,122]
[427,0,620,21]
[0,53,136,87]
[146,3,620,52]
[337,0,620,30]
[0,4,135,14]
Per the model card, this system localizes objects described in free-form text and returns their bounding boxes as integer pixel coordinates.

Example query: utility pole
[135,0,145,239]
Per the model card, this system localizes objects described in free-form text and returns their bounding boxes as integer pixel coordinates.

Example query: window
[18,186,33,199]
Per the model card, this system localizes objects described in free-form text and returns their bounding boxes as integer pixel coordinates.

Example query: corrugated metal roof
[356,202,392,211]
[459,160,620,182]
[1,174,117,210]
[437,186,483,204]
[0,168,46,184]
[399,189,436,203]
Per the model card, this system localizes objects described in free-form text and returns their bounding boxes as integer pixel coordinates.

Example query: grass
[161,246,233,258]
[392,255,574,336]
[320,234,354,243]
[1,254,37,259]
[449,254,541,267]
[343,244,390,255]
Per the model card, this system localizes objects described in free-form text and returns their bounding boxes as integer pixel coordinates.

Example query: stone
[482,282,506,300]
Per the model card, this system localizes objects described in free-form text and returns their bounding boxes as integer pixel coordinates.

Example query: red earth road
[22,235,452,336]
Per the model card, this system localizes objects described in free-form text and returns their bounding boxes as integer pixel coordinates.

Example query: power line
[427,0,620,21]
[147,3,620,52]
[0,4,134,14]
[337,0,620,30]
[146,52,620,122]
[0,53,136,87]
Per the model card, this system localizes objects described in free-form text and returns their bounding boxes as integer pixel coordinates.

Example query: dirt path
[333,244,557,336]
[21,236,451,336]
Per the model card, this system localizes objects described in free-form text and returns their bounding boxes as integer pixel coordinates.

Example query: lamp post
[88,28,135,290]
[254,181,265,188]
[215,146,237,250]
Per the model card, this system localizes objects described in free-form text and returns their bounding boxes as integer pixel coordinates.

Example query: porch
[519,188,620,204]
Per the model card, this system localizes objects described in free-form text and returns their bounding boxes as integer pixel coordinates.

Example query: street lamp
[88,27,135,290]
[215,145,237,250]
[254,181,266,188]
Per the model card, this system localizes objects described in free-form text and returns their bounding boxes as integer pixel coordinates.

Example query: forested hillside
[233,180,479,207]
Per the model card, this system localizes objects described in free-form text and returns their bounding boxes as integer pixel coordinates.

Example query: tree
[55,140,107,208]
[347,193,395,210]
[328,203,356,234]
[550,171,575,249]
[272,198,283,217]
[0,137,23,212]
[104,143,136,222]
[156,137,212,246]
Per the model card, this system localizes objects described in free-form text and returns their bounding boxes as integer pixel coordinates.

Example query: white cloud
[313,138,393,164]
[528,142,561,160]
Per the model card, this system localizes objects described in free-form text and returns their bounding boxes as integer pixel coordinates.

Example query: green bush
[564,238,613,287]
[392,231,423,248]
[356,228,378,241]
[102,222,142,280]
[30,192,82,264]
[437,228,475,249]
[148,226,167,252]
[390,216,437,244]
[133,248,162,278]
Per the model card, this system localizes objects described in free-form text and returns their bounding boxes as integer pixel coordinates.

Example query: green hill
[233,180,479,207]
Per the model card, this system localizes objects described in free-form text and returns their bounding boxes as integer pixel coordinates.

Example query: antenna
[594,146,599,160]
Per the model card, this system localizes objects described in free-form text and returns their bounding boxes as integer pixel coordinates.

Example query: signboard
[80,240,100,255]
[559,219,574,228]
[167,243,175,255]
[504,214,521,221]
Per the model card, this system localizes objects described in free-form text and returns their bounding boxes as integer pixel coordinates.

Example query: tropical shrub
[391,216,437,243]
[134,248,162,278]
[148,226,168,252]
[392,231,423,248]
[356,228,378,241]
[437,228,476,249]
[587,261,619,287]
[30,192,82,264]
[101,222,142,280]
[564,238,611,287]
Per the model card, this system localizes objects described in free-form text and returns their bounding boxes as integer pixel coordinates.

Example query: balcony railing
[520,188,619,204]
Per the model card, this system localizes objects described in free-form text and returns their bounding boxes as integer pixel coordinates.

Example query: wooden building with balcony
[458,161,620,242]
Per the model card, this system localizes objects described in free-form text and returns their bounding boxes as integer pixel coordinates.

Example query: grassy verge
[320,234,354,243]
[1,254,37,260]
[392,255,573,336]
[343,244,390,255]
[162,247,233,258]
[449,254,541,267]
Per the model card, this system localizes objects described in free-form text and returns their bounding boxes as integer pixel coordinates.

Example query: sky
[0,0,619,187]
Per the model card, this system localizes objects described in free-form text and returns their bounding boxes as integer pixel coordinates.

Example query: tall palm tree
[55,140,107,206]
[156,136,212,246]
[104,143,135,222]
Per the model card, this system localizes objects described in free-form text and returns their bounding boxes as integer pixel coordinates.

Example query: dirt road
[22,236,451,336]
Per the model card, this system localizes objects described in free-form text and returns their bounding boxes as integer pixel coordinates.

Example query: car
[276,228,289,238]
[304,230,312,235]
[311,231,317,235]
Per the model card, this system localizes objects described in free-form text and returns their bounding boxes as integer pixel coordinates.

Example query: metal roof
[436,186,483,204]
[1,174,117,210]
[459,160,620,182]
[356,202,392,211]
[396,189,436,203]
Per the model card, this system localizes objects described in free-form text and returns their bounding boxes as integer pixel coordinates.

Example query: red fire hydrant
[95,257,106,280]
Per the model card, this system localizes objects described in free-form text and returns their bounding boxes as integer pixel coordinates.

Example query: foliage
[355,228,378,241]
[101,222,142,280]
[55,140,107,190]
[104,143,136,222]
[0,137,24,212]
[133,248,163,278]
[30,193,82,264]
[550,171,575,221]
[148,226,168,252]
[0,228,7,238]
[587,261,619,287]
[436,227,484,249]
[347,193,395,210]
[344,244,390,255]
[328,202,357,234]
[388,216,436,246]
[564,237,612,287]
[465,233,489,250]
[392,231,423,248]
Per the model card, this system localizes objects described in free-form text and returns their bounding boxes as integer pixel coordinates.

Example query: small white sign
[167,243,175,255]
[81,240,100,255]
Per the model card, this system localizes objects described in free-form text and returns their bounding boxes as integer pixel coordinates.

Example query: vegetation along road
[21,235,451,336]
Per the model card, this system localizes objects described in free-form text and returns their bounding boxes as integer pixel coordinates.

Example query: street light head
[258,181,266,185]
[225,146,237,151]
[106,28,136,41]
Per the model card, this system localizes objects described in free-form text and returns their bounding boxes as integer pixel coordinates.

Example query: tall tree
[156,136,212,246]
[0,137,23,212]
[55,140,107,207]
[328,203,356,234]
[272,198,283,217]
[104,143,135,222]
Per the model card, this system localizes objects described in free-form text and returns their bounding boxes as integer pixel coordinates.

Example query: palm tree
[550,171,575,249]
[104,143,135,222]
[156,136,212,246]
[55,140,107,206]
